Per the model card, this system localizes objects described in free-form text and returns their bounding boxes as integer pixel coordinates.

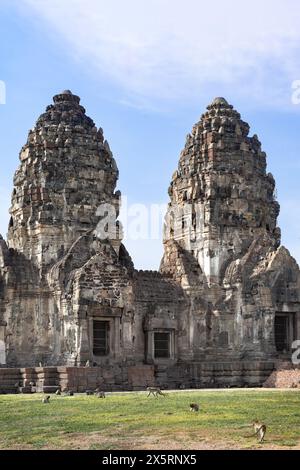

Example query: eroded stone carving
[0,93,299,389]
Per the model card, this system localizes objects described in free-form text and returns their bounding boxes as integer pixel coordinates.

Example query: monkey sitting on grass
[42,395,50,404]
[189,403,199,412]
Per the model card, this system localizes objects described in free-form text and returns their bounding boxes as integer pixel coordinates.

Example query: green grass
[0,390,299,449]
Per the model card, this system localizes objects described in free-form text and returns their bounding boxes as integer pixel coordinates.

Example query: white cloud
[19,0,300,110]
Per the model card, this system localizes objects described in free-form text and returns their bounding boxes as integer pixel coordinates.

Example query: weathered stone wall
[0,91,125,366]
[161,97,300,362]
[0,93,299,387]
[0,362,275,393]
[162,97,280,284]
[7,91,119,268]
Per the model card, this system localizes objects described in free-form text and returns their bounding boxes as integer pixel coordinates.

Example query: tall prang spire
[161,98,281,285]
[8,90,120,268]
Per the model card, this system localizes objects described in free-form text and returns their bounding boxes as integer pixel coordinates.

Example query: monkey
[42,395,50,404]
[147,387,166,397]
[86,390,94,396]
[189,403,199,412]
[252,420,267,443]
[55,389,61,395]
[242,420,267,442]
[29,381,36,392]
[96,391,106,398]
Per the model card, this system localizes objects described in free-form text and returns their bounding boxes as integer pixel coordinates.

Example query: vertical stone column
[0,322,6,365]
[145,331,154,363]
[114,317,121,358]
[78,318,91,365]
[295,311,300,349]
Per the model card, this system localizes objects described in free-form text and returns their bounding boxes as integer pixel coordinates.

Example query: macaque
[189,403,199,412]
[42,395,50,404]
[252,420,267,443]
[147,387,166,397]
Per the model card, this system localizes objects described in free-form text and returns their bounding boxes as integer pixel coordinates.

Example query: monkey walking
[55,389,61,395]
[252,421,267,443]
[42,395,50,404]
[147,387,166,397]
[243,421,267,443]
[189,403,199,412]
[96,391,106,398]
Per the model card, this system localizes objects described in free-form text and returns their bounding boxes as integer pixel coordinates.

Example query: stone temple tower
[162,97,281,286]
[161,98,300,360]
[0,91,127,366]
[0,93,299,389]
[8,90,120,270]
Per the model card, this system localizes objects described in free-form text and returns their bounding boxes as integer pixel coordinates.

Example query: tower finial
[211,97,229,106]
[53,90,80,105]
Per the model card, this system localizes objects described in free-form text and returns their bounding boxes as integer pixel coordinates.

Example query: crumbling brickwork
[0,92,299,389]
[161,97,300,362]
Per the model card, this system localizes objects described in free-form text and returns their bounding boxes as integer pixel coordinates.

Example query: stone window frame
[147,329,176,363]
[93,320,110,357]
[274,312,296,353]
[89,315,121,361]
[154,331,171,359]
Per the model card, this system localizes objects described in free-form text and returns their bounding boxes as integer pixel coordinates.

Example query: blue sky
[0,0,300,269]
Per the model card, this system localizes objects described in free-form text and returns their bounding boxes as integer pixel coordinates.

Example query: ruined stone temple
[0,91,299,391]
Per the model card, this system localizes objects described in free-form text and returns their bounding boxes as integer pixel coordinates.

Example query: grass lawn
[0,389,299,450]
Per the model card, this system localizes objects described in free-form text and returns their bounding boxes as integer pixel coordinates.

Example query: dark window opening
[275,315,289,352]
[154,332,170,358]
[93,321,109,356]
